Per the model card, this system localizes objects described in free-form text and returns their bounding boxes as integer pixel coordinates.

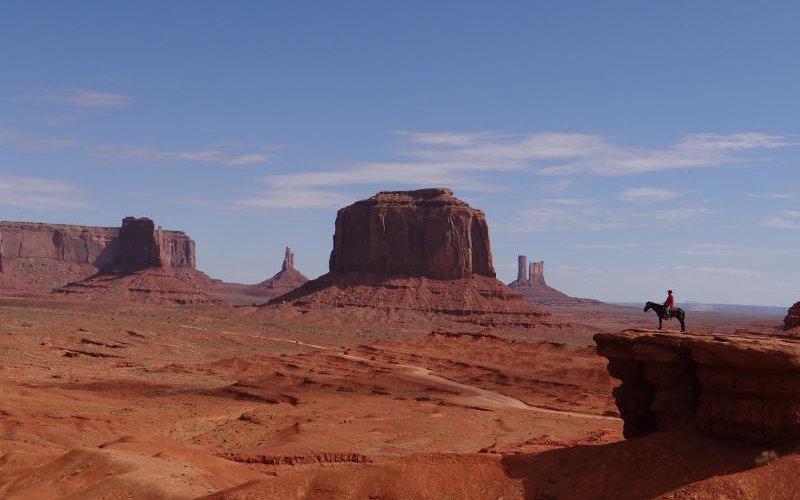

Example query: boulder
[595,329,800,444]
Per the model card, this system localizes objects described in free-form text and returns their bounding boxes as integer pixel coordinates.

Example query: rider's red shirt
[665,295,675,308]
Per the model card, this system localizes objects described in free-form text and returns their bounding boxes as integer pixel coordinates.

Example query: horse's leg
[680,314,686,332]
[658,316,663,330]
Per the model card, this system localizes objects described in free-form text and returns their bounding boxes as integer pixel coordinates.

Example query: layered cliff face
[328,188,495,279]
[785,302,800,330]
[0,217,216,304]
[243,247,308,298]
[595,329,800,444]
[271,189,547,329]
[115,217,195,269]
[508,257,599,306]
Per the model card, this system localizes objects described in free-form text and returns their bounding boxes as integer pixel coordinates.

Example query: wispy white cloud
[747,192,796,199]
[45,89,131,109]
[679,243,798,257]
[574,243,642,250]
[510,198,711,231]
[235,189,353,210]
[620,187,681,203]
[761,210,800,229]
[0,129,78,151]
[239,130,794,210]
[651,206,711,222]
[0,175,89,210]
[541,179,573,193]
[671,265,763,279]
[98,146,274,166]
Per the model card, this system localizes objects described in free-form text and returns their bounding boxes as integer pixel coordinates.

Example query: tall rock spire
[529,261,546,286]
[517,255,528,283]
[282,247,295,271]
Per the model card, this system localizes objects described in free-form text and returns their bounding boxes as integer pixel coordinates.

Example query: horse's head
[643,302,652,312]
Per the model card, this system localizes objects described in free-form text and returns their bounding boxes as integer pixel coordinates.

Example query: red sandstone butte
[0,218,197,294]
[595,329,800,444]
[55,217,217,305]
[271,188,548,328]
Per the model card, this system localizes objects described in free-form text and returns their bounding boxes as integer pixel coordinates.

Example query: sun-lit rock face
[270,188,550,329]
[115,217,195,269]
[595,329,800,444]
[328,188,495,280]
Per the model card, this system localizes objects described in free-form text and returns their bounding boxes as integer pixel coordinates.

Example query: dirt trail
[263,337,619,421]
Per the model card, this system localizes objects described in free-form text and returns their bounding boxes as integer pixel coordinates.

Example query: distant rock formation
[0,218,200,294]
[270,189,548,328]
[596,329,800,444]
[243,247,308,298]
[115,216,195,269]
[786,302,800,330]
[328,188,494,279]
[508,256,600,306]
[49,217,216,305]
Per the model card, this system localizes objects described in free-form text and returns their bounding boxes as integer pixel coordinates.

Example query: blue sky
[1,1,799,306]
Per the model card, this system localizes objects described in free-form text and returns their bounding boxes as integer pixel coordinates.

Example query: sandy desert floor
[0,297,791,499]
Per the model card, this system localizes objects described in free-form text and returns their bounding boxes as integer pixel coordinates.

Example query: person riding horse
[643,290,686,332]
[663,290,676,319]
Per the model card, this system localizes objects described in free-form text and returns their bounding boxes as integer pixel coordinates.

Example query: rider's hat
[667,289,673,293]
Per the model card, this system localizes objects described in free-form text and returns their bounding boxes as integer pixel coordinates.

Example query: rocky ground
[0,296,792,499]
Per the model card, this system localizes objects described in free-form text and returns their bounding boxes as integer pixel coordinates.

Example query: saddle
[662,308,675,320]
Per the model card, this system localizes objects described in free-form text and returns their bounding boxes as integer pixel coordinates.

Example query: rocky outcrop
[529,260,545,287]
[328,188,494,279]
[595,329,800,444]
[115,217,195,269]
[13,217,218,304]
[243,247,308,298]
[270,189,548,329]
[0,218,197,293]
[785,302,800,330]
[508,257,599,306]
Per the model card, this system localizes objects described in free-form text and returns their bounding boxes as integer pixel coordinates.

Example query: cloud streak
[0,175,89,210]
[98,146,274,166]
[45,89,132,109]
[238,130,794,209]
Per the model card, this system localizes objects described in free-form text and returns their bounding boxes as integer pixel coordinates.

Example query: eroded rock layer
[270,189,547,328]
[0,219,195,293]
[785,302,800,330]
[329,188,494,279]
[595,329,800,444]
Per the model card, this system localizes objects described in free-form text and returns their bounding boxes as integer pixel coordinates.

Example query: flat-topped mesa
[595,329,800,445]
[785,301,800,330]
[328,188,495,280]
[270,189,549,329]
[115,217,195,270]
